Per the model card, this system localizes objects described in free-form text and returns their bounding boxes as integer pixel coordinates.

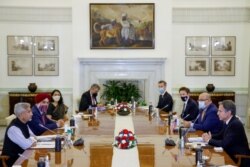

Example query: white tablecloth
[111,114,140,167]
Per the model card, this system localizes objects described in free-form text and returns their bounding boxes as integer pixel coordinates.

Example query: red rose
[129,136,134,140]
[123,129,128,134]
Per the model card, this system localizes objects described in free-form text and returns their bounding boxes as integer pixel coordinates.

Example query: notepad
[31,142,56,149]
[36,135,57,141]
[187,137,204,142]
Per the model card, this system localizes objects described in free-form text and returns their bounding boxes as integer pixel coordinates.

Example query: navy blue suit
[28,105,57,136]
[193,103,223,134]
[156,92,173,113]
[79,90,97,111]
[209,116,250,166]
[180,98,199,121]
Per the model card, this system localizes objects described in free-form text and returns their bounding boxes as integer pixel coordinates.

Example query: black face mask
[92,93,98,97]
[181,96,188,102]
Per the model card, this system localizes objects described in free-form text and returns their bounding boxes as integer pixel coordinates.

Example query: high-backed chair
[5,114,16,126]
[235,154,250,166]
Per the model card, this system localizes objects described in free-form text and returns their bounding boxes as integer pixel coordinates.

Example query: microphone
[183,113,200,137]
[159,104,169,111]
[182,114,190,120]
[39,124,57,134]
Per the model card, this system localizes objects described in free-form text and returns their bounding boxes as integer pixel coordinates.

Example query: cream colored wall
[72,0,173,110]
[0,0,249,122]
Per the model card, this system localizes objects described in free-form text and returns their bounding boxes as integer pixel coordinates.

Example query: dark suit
[193,103,223,134]
[79,91,97,111]
[209,116,250,166]
[156,92,173,112]
[181,98,199,121]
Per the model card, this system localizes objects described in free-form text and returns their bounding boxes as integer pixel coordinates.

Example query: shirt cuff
[190,123,194,128]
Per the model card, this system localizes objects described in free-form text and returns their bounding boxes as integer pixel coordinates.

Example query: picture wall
[185,36,236,76]
[7,36,59,76]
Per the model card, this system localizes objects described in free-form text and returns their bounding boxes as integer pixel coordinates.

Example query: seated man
[156,80,173,113]
[28,93,64,135]
[179,87,199,121]
[183,92,223,134]
[1,103,37,166]
[79,83,100,111]
[202,100,250,166]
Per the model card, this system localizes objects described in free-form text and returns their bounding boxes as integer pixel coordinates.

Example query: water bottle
[37,157,45,167]
[168,113,172,126]
[180,136,185,149]
[131,96,136,113]
[70,116,75,127]
[87,105,92,114]
[195,145,203,165]
[149,102,153,115]
[45,155,50,167]
[55,135,61,152]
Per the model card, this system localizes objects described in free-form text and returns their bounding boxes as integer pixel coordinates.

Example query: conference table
[14,109,237,167]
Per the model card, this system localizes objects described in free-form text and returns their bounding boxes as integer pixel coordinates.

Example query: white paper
[36,135,57,141]
[31,142,55,149]
[188,137,204,142]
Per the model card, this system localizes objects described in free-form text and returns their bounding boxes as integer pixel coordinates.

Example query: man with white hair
[1,102,37,166]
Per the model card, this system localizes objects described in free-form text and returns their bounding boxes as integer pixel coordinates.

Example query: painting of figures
[90,3,155,49]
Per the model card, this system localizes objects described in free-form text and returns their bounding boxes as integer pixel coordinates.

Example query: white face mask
[198,101,206,110]
[53,95,61,102]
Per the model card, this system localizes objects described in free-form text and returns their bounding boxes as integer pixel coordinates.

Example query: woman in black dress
[46,89,68,121]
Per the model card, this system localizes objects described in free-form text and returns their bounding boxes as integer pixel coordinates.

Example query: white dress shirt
[7,125,36,149]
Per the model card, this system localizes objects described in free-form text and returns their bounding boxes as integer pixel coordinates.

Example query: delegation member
[79,84,100,111]
[156,80,173,113]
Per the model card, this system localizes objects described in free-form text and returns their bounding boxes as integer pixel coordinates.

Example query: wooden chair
[0,150,9,167]
[235,154,250,166]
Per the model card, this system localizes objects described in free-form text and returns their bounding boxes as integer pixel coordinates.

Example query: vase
[206,84,215,92]
[28,83,37,93]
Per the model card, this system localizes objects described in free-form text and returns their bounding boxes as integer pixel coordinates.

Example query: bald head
[198,92,212,106]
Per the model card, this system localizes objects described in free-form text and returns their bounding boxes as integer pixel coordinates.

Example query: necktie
[201,110,206,121]
[181,103,186,118]
[42,113,46,124]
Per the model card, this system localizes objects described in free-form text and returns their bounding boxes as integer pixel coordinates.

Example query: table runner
[111,114,140,167]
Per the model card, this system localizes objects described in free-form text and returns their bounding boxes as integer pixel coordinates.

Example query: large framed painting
[7,36,33,55]
[8,56,33,76]
[211,57,235,76]
[185,57,209,76]
[185,36,210,56]
[211,36,236,56]
[34,57,59,76]
[34,36,59,56]
[90,3,155,49]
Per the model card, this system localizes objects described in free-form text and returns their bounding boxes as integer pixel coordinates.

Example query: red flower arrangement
[115,103,131,116]
[113,129,137,149]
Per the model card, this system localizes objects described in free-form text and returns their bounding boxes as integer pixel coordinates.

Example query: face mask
[198,101,206,110]
[38,105,48,113]
[159,88,165,94]
[181,96,188,102]
[92,93,98,97]
[53,95,61,102]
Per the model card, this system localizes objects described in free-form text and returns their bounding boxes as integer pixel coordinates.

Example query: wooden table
[14,110,236,167]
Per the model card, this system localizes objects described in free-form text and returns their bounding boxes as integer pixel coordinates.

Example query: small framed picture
[185,57,210,76]
[211,57,235,76]
[211,36,236,56]
[34,57,59,76]
[185,36,210,56]
[7,36,33,55]
[34,36,59,56]
[8,56,33,76]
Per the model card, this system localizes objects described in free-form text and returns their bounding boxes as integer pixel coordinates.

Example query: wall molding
[172,87,248,94]
[0,7,72,22]
[173,7,250,23]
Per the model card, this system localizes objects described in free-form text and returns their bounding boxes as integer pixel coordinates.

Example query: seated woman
[47,89,68,121]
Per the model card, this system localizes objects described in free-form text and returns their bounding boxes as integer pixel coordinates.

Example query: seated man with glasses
[183,92,223,134]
